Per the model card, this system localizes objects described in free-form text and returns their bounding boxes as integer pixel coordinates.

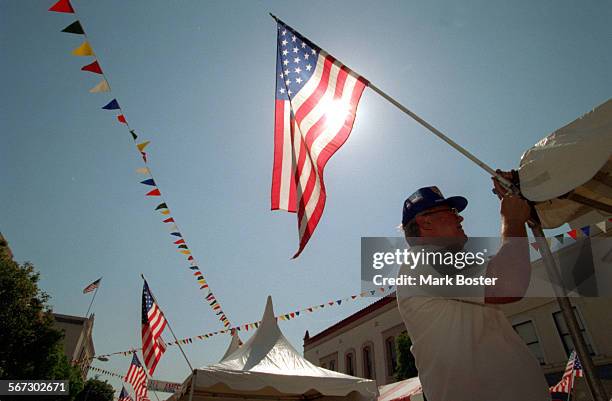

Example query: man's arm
[484,171,532,304]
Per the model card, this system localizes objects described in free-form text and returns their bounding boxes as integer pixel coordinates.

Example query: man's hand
[491,170,530,225]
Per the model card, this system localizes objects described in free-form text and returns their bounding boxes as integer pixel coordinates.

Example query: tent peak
[263,295,275,322]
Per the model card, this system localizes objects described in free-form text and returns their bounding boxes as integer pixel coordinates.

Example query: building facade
[53,313,96,379]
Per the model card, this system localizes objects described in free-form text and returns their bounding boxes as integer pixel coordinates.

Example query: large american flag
[549,351,584,393]
[125,354,148,401]
[271,19,368,257]
[141,281,167,375]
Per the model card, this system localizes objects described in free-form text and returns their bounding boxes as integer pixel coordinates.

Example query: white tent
[519,98,612,228]
[377,377,424,401]
[170,296,378,401]
[218,332,242,362]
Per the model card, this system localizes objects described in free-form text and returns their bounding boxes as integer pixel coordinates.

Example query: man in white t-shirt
[397,179,551,401]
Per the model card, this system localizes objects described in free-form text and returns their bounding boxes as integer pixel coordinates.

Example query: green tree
[0,256,84,399]
[395,332,418,381]
[75,378,114,401]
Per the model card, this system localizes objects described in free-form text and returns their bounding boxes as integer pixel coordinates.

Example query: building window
[345,351,355,376]
[321,362,327,369]
[553,308,595,356]
[385,336,397,376]
[329,359,335,371]
[362,344,375,379]
[512,321,545,365]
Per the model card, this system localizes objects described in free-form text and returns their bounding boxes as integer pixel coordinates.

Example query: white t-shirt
[396,262,551,401]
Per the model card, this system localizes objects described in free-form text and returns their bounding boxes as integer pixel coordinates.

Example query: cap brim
[435,196,468,213]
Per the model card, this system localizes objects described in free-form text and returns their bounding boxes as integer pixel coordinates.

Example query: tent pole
[531,223,607,401]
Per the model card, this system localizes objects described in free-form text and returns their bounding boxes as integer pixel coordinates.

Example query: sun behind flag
[141,281,167,375]
[270,18,368,258]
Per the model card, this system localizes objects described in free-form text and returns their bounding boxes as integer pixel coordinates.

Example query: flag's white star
[304,53,309,60]
[282,30,287,36]
[285,79,291,85]
[311,49,316,55]
[284,69,290,75]
[294,67,302,74]
[281,39,288,46]
[301,42,307,48]
[283,59,289,66]
[306,64,312,71]
[282,49,288,56]
[288,89,292,95]
[279,88,285,94]
[279,72,284,78]
[296,77,303,84]
[292,35,297,42]
[293,47,299,53]
[293,57,301,63]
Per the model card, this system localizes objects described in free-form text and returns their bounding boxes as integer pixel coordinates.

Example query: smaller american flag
[83,277,102,294]
[118,386,133,401]
[125,354,148,401]
[549,351,583,393]
[141,281,167,375]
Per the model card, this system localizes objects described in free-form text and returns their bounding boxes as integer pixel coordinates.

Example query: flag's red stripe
[288,117,297,211]
[271,100,286,210]
[294,56,336,123]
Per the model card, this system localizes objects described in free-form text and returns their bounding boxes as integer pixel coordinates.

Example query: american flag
[118,386,133,401]
[549,351,583,393]
[125,354,148,401]
[83,277,102,293]
[141,280,167,375]
[271,19,368,257]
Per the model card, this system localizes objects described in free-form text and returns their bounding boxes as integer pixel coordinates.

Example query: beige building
[53,313,96,379]
[303,285,612,399]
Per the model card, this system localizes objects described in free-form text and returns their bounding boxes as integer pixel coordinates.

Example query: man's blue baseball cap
[402,186,468,226]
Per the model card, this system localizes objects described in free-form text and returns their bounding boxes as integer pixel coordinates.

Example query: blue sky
[1,0,610,398]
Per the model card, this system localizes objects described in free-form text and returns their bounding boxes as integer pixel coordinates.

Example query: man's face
[415,205,467,239]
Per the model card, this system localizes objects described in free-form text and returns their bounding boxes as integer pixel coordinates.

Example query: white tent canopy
[170,296,378,401]
[218,332,242,362]
[519,98,612,228]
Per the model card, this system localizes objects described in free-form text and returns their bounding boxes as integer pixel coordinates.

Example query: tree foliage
[0,256,84,399]
[75,378,114,401]
[395,332,418,381]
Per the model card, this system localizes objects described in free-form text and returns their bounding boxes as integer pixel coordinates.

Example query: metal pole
[141,275,194,372]
[188,370,196,401]
[85,285,100,318]
[531,224,608,401]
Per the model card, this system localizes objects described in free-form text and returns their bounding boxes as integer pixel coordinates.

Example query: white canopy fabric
[519,99,612,228]
[170,296,378,401]
[377,377,423,401]
[218,332,242,362]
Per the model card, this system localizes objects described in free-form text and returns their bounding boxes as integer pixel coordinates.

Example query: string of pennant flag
[529,217,611,253]
[90,365,125,380]
[48,0,233,329]
[73,286,393,363]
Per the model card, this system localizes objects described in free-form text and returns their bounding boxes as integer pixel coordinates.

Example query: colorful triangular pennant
[61,20,84,34]
[89,79,110,93]
[102,99,120,110]
[49,0,74,13]
[81,60,102,74]
[137,141,150,152]
[140,179,156,186]
[71,41,94,56]
[130,129,138,140]
[155,203,168,210]
[580,226,590,237]
[146,188,161,196]
[117,115,127,124]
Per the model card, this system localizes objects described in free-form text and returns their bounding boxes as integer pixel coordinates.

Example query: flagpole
[141,274,194,372]
[85,285,100,318]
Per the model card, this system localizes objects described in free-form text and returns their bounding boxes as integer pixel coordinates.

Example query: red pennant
[49,0,74,13]
[567,229,578,239]
[163,217,175,223]
[174,239,185,244]
[188,256,194,261]
[81,61,103,74]
[146,188,161,196]
[141,152,147,163]
[117,115,127,124]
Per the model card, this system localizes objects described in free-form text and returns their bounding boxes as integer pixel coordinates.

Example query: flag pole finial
[269,13,279,22]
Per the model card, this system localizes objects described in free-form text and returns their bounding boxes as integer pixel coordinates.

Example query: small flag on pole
[83,277,102,294]
[549,351,583,393]
[124,354,148,400]
[141,280,168,375]
[118,386,133,401]
[270,18,368,257]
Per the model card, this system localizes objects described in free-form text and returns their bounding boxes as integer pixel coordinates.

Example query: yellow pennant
[72,41,94,56]
[180,250,191,255]
[137,141,150,152]
[160,209,171,215]
[89,79,110,93]
[136,167,150,175]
